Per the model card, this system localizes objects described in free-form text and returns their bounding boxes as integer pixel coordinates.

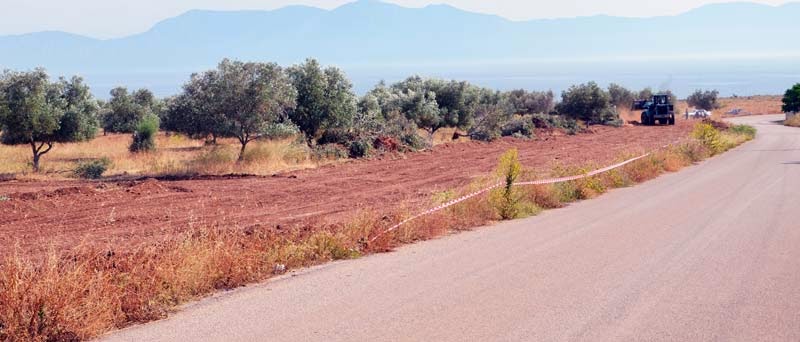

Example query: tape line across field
[369,144,674,243]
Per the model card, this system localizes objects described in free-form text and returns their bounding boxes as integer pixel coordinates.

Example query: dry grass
[785,114,800,127]
[676,95,782,120]
[0,122,756,341]
[0,133,318,179]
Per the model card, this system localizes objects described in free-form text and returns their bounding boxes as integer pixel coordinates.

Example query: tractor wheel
[669,117,676,125]
[641,114,649,126]
[658,119,667,125]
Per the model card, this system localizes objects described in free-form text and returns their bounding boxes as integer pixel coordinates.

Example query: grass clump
[73,158,112,179]
[729,124,757,139]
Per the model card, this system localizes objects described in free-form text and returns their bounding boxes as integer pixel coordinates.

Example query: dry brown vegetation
[675,95,783,119]
[784,114,800,127]
[0,133,319,178]
[0,122,756,341]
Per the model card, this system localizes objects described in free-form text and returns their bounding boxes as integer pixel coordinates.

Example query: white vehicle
[690,109,712,118]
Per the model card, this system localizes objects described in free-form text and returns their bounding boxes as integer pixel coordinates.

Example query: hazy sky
[0,0,790,38]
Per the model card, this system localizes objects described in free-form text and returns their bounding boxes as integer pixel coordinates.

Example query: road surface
[105,115,800,341]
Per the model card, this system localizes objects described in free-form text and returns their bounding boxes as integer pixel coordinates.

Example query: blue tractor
[633,94,675,126]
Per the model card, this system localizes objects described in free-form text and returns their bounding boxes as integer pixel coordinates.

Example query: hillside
[1,1,799,73]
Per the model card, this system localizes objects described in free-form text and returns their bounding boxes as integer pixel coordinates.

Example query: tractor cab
[633,94,675,126]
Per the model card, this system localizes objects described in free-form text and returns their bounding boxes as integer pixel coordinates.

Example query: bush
[348,139,372,158]
[317,128,356,145]
[263,122,301,140]
[530,113,580,134]
[729,124,756,139]
[468,109,505,142]
[129,114,159,153]
[692,123,722,155]
[399,133,427,150]
[687,89,720,111]
[501,116,534,139]
[490,149,523,220]
[598,107,623,127]
[786,114,800,127]
[373,136,400,152]
[468,125,500,142]
[73,158,111,179]
[556,81,612,123]
[312,144,349,160]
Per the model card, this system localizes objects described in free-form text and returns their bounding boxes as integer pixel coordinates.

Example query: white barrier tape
[369,142,680,244]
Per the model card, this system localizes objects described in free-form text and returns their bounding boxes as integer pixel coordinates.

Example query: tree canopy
[0,69,98,171]
[168,59,297,160]
[687,89,721,111]
[782,83,800,113]
[503,89,555,115]
[102,87,159,133]
[287,59,357,143]
[556,81,618,124]
[608,83,636,109]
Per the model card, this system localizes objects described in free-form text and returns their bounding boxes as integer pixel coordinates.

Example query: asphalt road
[105,115,800,341]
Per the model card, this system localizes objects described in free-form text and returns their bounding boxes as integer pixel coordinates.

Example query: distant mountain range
[1,0,799,74]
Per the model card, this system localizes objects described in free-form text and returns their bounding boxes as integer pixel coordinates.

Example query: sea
[79,56,800,99]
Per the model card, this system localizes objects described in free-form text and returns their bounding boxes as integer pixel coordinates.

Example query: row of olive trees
[2,59,648,172]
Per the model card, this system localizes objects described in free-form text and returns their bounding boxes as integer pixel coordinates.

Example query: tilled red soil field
[0,122,692,255]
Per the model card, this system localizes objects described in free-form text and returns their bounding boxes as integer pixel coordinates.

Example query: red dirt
[0,122,693,256]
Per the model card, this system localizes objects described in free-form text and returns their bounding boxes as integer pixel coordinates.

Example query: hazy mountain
[1,0,798,97]
[2,1,799,72]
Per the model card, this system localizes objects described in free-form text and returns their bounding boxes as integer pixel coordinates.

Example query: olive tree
[172,59,297,161]
[102,87,158,133]
[608,83,636,108]
[162,74,228,144]
[556,81,617,124]
[387,76,493,146]
[287,59,357,143]
[0,69,98,171]
[503,89,555,114]
[687,89,721,111]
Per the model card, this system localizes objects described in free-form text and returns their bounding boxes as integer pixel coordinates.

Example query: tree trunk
[237,140,248,162]
[32,153,41,172]
[30,141,53,173]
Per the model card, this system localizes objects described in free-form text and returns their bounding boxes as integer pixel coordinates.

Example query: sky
[0,0,791,39]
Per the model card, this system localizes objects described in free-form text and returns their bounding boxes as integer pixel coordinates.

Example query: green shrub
[263,122,301,140]
[729,124,756,139]
[531,113,580,133]
[490,149,523,220]
[348,139,372,158]
[313,144,348,160]
[400,133,426,150]
[501,116,534,139]
[129,114,159,153]
[692,123,722,155]
[317,128,356,145]
[73,158,111,179]
[599,107,624,127]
